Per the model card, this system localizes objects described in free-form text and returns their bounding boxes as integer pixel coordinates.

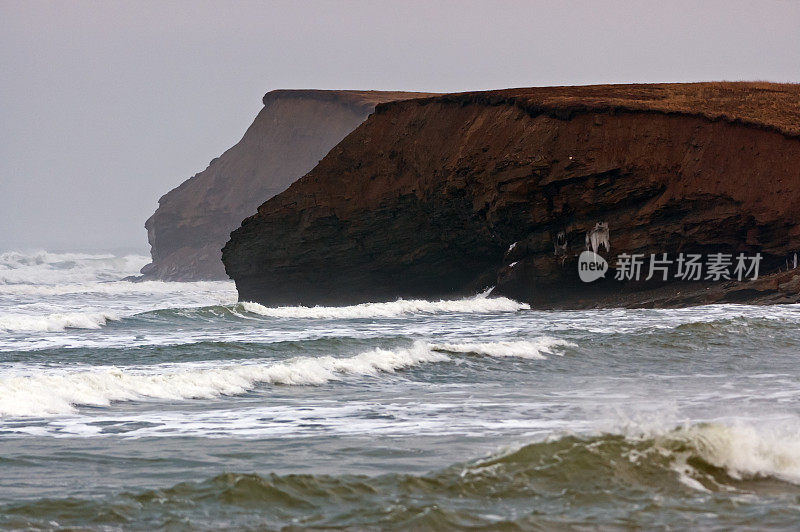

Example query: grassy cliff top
[263,89,438,112]
[383,82,800,137]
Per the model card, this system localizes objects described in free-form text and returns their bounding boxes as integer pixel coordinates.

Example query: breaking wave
[0,342,449,417]
[432,338,576,359]
[4,422,800,529]
[660,423,800,488]
[1,294,529,335]
[239,296,529,319]
[469,422,800,491]
[0,337,573,417]
[0,311,119,333]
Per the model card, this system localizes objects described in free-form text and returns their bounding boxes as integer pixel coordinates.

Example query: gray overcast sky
[1,1,798,252]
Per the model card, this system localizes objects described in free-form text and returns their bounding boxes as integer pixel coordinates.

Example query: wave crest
[0,311,119,332]
[239,296,529,319]
[473,422,800,491]
[0,342,449,417]
[0,337,570,417]
[432,338,576,359]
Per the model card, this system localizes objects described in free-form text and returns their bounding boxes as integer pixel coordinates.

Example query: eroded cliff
[143,89,432,280]
[222,83,800,307]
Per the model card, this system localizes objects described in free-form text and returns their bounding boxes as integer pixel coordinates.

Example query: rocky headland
[222,82,800,307]
[142,89,433,280]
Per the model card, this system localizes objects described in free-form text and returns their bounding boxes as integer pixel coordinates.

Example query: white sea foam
[616,422,800,489]
[0,342,450,417]
[0,251,237,342]
[239,296,529,319]
[0,280,236,298]
[476,420,800,489]
[662,423,800,486]
[0,250,148,286]
[432,338,576,359]
[0,311,119,332]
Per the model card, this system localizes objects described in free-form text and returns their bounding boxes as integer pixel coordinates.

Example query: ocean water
[2,251,800,530]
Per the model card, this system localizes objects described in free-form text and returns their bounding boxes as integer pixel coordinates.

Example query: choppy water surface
[2,251,800,529]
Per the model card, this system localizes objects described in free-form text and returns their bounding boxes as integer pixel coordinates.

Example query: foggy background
[1,1,798,253]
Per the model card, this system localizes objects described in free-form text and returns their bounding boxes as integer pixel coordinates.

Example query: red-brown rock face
[222,83,800,307]
[143,90,432,280]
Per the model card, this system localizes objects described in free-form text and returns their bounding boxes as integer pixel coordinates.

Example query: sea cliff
[222,83,800,307]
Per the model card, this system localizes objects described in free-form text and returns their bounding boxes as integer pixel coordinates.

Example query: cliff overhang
[222,82,800,307]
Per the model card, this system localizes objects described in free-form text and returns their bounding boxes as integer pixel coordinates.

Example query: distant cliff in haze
[142,89,434,280]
